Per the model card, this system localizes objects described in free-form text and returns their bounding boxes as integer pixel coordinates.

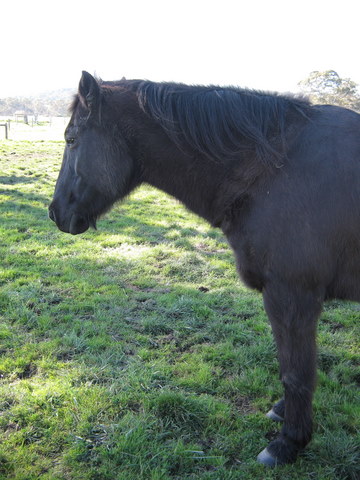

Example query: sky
[1,0,359,97]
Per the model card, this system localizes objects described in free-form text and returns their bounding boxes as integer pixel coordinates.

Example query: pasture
[0,140,359,479]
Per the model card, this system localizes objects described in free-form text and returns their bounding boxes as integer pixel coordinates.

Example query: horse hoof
[257,448,278,467]
[266,408,284,422]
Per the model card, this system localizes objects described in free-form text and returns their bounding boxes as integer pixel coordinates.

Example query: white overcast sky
[1,0,359,96]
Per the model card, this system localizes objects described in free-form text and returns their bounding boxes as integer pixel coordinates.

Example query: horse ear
[78,71,100,114]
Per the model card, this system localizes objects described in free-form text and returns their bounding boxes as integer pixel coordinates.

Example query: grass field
[0,140,359,480]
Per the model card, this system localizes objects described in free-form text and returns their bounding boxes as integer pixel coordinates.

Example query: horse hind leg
[266,398,285,422]
[258,281,324,466]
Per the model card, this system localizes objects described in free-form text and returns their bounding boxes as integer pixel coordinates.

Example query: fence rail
[0,117,69,141]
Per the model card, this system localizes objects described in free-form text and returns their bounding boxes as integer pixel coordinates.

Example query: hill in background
[0,88,75,117]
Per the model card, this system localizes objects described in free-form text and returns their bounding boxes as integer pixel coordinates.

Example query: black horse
[49,71,360,466]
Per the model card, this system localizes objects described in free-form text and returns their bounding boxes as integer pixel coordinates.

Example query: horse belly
[228,190,360,297]
[325,249,360,301]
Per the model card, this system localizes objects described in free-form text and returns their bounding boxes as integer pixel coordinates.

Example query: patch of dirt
[18,363,38,379]
[233,396,257,415]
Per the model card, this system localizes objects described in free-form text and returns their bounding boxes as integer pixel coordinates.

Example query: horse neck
[115,88,242,228]
[139,131,227,226]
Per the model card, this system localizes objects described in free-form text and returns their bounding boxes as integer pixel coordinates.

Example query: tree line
[0,71,359,117]
[0,88,74,117]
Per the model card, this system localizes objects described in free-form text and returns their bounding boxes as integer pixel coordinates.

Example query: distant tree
[298,70,360,112]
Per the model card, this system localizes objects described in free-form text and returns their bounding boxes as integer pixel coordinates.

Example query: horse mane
[119,81,312,166]
[84,79,311,166]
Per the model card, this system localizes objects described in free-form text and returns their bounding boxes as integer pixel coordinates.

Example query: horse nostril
[48,208,56,223]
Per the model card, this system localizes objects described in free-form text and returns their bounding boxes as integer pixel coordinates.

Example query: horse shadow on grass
[0,188,54,229]
[0,175,36,185]
[101,206,227,254]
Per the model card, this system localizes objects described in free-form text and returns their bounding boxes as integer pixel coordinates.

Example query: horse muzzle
[69,213,90,235]
[48,205,90,235]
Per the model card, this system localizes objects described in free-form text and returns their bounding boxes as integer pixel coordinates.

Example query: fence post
[0,123,8,139]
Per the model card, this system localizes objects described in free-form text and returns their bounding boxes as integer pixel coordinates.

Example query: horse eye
[67,137,75,146]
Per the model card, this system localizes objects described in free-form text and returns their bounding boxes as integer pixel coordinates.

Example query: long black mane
[114,80,312,166]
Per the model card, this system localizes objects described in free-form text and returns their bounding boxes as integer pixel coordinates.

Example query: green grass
[0,140,359,480]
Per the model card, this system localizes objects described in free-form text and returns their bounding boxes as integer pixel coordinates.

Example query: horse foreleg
[257,282,323,466]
